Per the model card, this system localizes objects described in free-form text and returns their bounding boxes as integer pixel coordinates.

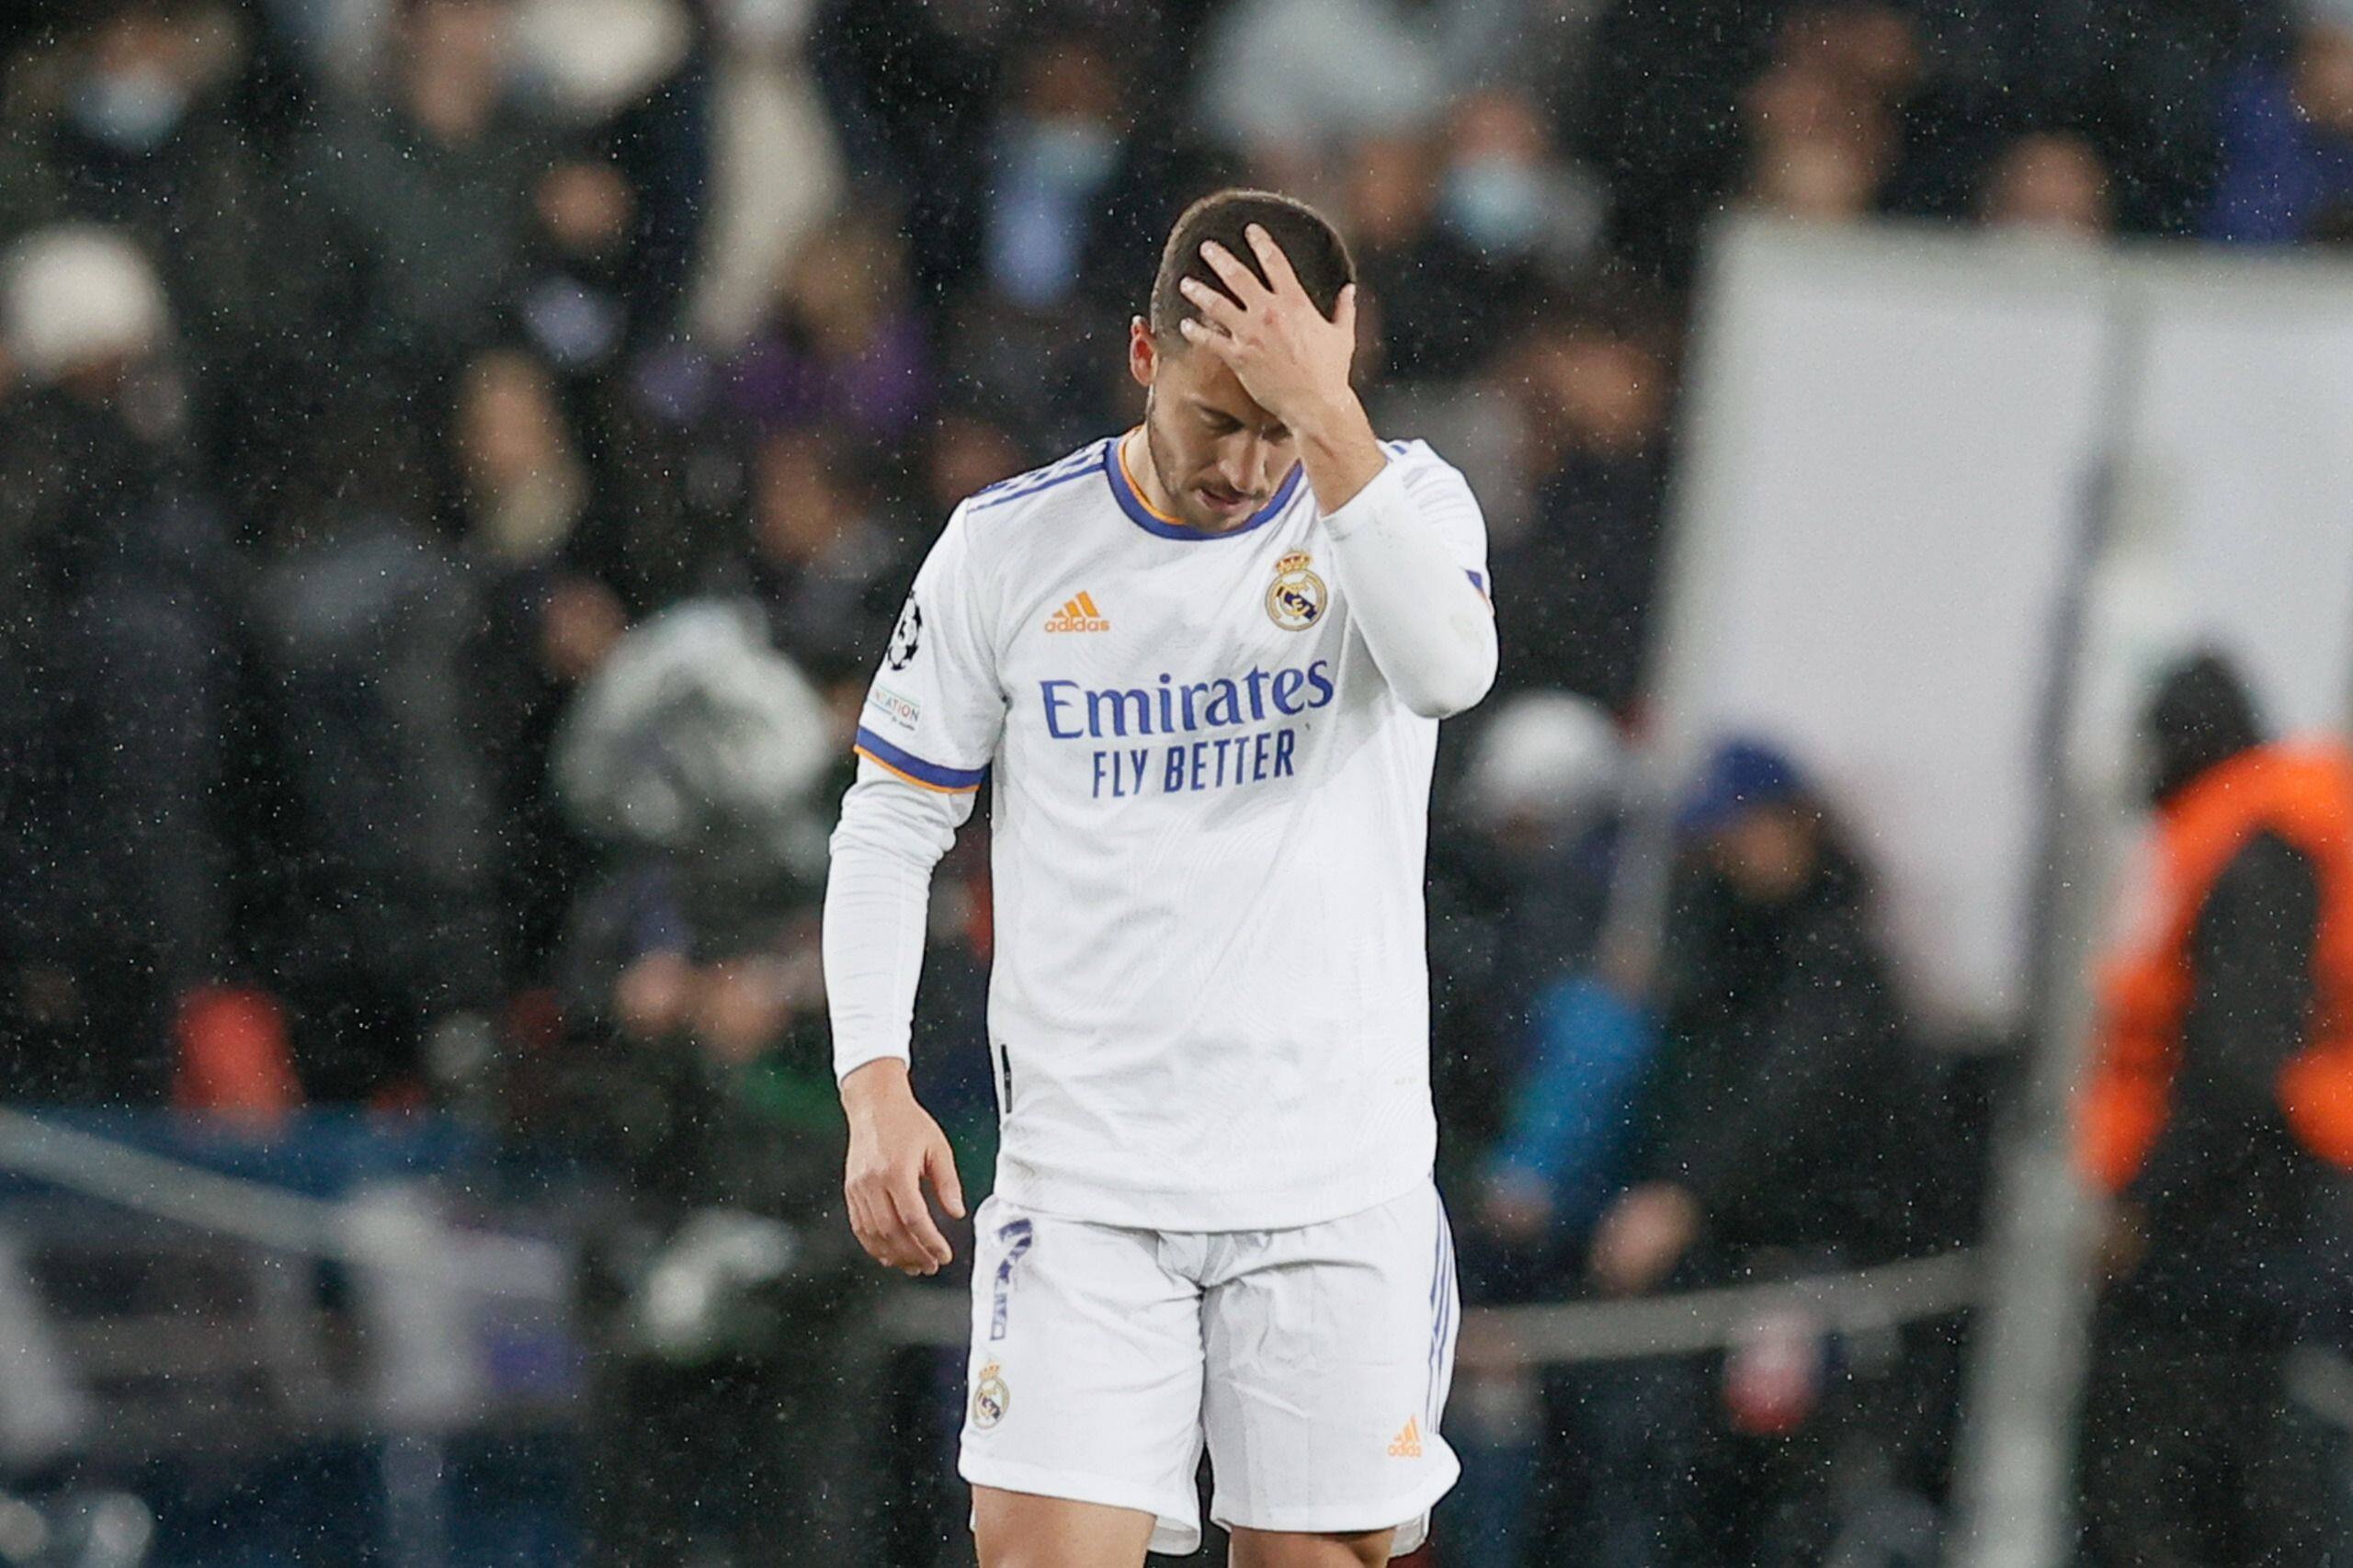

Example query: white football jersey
[847,434,1489,1231]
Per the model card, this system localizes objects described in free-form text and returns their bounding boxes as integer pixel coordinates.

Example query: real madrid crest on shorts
[972,1360,1010,1429]
[1267,551,1325,631]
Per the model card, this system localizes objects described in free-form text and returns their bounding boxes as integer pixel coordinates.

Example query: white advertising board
[1654,220,2353,1033]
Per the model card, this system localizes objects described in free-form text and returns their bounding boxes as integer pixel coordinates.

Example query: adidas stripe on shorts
[959,1182,1461,1558]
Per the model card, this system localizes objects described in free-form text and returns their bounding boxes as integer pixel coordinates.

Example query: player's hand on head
[1176,223,1358,429]
[840,1059,967,1276]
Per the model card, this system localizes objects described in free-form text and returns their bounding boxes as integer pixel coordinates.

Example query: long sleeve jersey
[823,434,1495,1229]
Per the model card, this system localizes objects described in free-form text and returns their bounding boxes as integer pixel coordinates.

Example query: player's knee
[1228,1526,1395,1568]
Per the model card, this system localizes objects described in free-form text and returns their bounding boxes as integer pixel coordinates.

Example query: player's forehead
[1163,347,1283,431]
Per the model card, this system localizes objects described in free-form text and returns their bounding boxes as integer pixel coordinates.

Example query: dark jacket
[1636,844,1916,1274]
[2117,828,2343,1343]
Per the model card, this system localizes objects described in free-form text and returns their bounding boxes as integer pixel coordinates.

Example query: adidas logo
[1387,1417,1424,1459]
[1044,591,1109,633]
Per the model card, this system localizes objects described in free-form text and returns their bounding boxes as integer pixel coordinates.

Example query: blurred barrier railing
[0,1106,563,1294]
[877,1247,1981,1363]
[0,1105,1982,1371]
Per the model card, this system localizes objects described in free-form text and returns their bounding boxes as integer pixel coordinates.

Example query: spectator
[506,0,689,133]
[1746,128,1887,222]
[471,562,624,994]
[1489,298,1672,712]
[1580,0,1782,281]
[510,0,710,339]
[550,843,883,1561]
[556,348,747,618]
[804,0,1022,303]
[1583,739,1928,1565]
[1739,46,1897,222]
[2209,2,2353,243]
[1435,88,1606,276]
[704,424,898,676]
[449,346,613,986]
[979,28,1131,311]
[1344,132,1518,385]
[1585,0,1951,275]
[937,286,1131,468]
[247,400,503,1103]
[283,0,548,392]
[1438,693,1636,1568]
[724,208,932,447]
[0,3,276,462]
[506,153,651,405]
[684,0,847,351]
[1430,689,1631,1197]
[1464,692,1640,1244]
[1192,0,1446,177]
[0,225,267,1108]
[2078,651,2353,1567]
[452,347,591,565]
[1980,130,2114,236]
[551,597,835,894]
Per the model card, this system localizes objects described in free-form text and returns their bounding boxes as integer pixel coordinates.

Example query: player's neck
[1120,427,1185,526]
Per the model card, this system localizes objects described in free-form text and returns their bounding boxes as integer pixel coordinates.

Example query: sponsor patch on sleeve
[866,683,922,731]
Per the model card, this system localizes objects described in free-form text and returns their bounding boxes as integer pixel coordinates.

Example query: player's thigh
[971,1486,1159,1568]
[959,1198,1208,1554]
[1200,1185,1461,1551]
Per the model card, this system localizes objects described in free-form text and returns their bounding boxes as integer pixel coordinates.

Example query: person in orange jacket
[2078,649,2353,1567]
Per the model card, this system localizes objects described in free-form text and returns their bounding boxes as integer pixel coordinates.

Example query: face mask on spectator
[72,66,189,153]
[1443,154,1547,255]
[1007,115,1120,196]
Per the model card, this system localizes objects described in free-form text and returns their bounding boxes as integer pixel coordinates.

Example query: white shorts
[958,1182,1461,1559]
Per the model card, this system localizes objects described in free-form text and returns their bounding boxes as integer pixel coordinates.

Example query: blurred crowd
[5,0,2353,1562]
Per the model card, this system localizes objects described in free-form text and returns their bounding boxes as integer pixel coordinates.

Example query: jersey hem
[1210,1450,1458,1557]
[990,1153,1435,1233]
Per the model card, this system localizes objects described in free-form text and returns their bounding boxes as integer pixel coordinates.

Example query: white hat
[511,0,691,122]
[4,225,170,383]
[1465,689,1626,830]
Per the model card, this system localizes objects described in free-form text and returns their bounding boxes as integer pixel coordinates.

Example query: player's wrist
[1284,384,1369,449]
[839,1055,915,1119]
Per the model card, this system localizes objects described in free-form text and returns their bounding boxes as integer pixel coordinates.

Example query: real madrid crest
[972,1360,1010,1429]
[1267,551,1325,631]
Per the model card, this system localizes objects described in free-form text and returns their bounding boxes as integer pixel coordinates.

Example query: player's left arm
[1182,226,1497,718]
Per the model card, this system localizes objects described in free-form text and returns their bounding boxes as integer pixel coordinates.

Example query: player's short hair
[1148,189,1356,341]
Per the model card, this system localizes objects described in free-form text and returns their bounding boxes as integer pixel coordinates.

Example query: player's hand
[840,1059,967,1276]
[1176,224,1358,432]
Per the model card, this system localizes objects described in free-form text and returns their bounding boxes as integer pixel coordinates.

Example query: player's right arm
[823,505,1005,1275]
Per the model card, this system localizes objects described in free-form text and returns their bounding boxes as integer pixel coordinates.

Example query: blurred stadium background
[6,0,2353,1563]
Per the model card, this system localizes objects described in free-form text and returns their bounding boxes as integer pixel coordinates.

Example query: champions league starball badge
[1267,551,1325,631]
[885,596,924,670]
[972,1361,1010,1429]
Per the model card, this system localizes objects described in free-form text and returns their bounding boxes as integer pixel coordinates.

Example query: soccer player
[823,188,1497,1568]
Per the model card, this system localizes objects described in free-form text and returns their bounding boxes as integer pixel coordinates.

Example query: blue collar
[1104,435,1303,540]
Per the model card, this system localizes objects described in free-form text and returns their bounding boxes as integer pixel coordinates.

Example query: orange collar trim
[1116,429,1185,525]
